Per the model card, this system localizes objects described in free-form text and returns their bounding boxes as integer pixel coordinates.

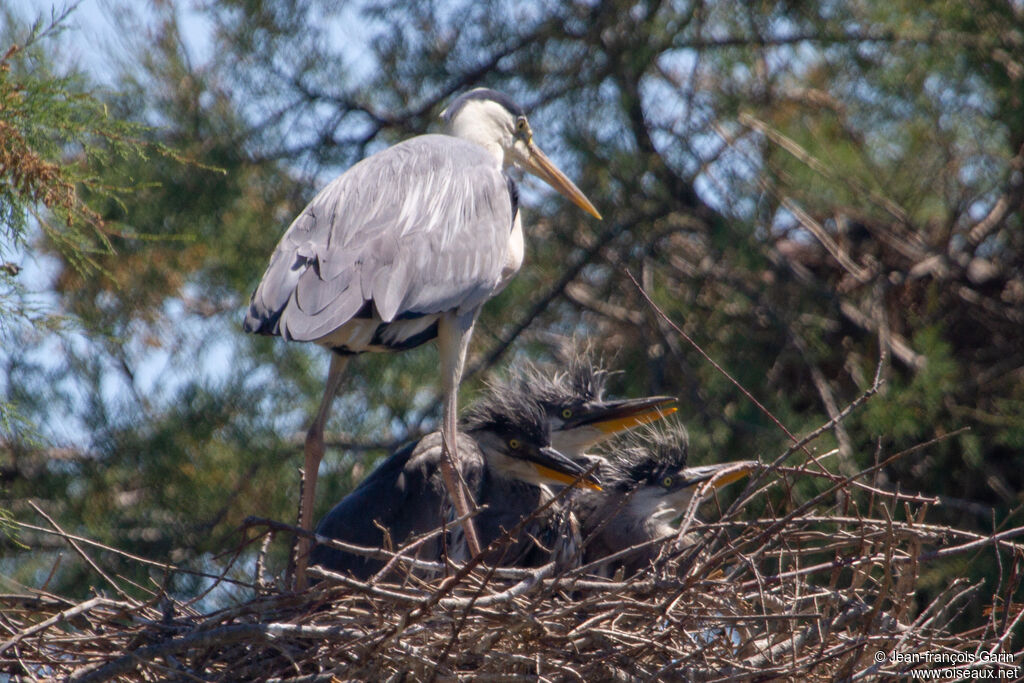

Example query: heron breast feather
[498,215,525,290]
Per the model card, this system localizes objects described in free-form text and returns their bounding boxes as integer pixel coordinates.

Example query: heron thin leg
[295,352,349,589]
[438,312,482,557]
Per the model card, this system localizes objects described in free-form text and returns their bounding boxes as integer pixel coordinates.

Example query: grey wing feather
[243,135,513,342]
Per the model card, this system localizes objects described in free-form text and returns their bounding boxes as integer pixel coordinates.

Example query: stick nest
[3,454,1022,681]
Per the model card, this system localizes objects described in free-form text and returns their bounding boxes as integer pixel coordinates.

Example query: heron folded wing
[390,164,513,317]
[243,249,302,335]
[294,266,356,317]
[315,246,359,283]
[245,134,515,340]
[280,280,366,342]
[372,254,412,323]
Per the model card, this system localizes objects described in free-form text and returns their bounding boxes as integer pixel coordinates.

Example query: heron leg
[438,311,482,557]
[295,352,349,590]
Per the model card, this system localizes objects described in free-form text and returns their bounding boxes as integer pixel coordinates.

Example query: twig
[68,622,366,683]
[27,502,137,604]
[0,596,133,657]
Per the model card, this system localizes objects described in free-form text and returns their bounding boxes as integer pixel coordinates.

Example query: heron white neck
[445,101,514,167]
[448,122,506,165]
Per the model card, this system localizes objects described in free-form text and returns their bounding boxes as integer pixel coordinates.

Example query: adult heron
[243,88,601,573]
[309,389,599,579]
[577,424,756,578]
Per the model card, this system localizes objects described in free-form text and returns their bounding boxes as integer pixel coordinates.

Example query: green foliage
[0,6,164,287]
[862,328,958,442]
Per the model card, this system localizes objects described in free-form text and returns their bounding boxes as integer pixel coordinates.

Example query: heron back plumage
[244,135,517,353]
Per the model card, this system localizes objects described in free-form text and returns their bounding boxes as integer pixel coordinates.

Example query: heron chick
[500,357,678,457]
[243,88,601,583]
[577,424,756,578]
[444,358,680,568]
[310,389,599,579]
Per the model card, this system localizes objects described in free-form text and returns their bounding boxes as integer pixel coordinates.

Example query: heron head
[441,88,602,220]
[548,395,679,456]
[462,388,601,491]
[502,358,678,456]
[605,423,755,519]
[476,431,602,491]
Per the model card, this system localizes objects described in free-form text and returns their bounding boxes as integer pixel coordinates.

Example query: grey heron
[309,389,599,578]
[576,424,755,578]
[243,88,601,577]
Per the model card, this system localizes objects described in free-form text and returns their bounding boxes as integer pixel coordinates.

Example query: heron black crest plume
[603,421,690,488]
[461,385,550,446]
[440,88,526,124]
[514,355,611,407]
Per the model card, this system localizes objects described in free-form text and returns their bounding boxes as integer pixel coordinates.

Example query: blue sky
[8,1,214,83]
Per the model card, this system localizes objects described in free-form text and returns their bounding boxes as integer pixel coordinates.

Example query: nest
[4,442,1023,683]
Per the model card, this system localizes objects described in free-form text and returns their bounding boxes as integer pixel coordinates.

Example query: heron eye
[561,408,573,419]
[509,438,521,450]
[516,117,527,131]
[662,476,674,488]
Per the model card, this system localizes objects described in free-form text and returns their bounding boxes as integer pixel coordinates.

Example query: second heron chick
[491,357,679,457]
[577,424,756,578]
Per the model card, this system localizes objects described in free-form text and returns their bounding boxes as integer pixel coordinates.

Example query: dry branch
[5,460,1021,680]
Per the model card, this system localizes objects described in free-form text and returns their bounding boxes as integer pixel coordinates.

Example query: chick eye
[561,408,573,419]
[509,438,521,450]
[662,476,674,488]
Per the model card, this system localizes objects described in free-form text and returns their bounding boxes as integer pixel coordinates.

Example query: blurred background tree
[2,0,1022,622]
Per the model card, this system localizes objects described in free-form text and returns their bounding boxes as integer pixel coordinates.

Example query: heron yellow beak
[534,464,603,491]
[521,141,602,220]
[682,462,758,490]
[593,403,679,436]
[708,465,755,489]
